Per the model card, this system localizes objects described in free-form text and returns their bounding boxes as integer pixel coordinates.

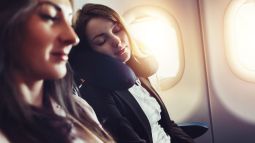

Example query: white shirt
[128,79,171,143]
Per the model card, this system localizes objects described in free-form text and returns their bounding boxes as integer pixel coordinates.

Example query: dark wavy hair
[0,0,113,142]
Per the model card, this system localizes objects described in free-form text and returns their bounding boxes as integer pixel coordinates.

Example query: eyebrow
[92,22,118,41]
[37,1,62,12]
[37,1,73,23]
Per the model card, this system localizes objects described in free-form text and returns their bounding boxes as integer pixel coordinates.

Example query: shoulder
[73,95,95,115]
[73,95,100,124]
[139,77,154,89]
[0,131,9,143]
[80,84,110,96]
[79,84,115,102]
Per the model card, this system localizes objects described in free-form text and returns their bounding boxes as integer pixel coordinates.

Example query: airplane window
[225,0,255,82]
[123,6,184,90]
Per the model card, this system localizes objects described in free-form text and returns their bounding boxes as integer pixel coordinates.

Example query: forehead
[86,18,114,37]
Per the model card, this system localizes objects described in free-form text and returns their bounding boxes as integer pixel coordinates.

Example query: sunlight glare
[129,17,180,79]
[233,3,255,71]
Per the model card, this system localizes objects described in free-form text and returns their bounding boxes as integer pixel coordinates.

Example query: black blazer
[70,51,194,143]
[80,77,194,143]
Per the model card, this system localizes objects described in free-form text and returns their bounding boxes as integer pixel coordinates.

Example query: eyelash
[96,39,106,46]
[113,25,122,33]
[94,24,123,46]
[39,13,59,22]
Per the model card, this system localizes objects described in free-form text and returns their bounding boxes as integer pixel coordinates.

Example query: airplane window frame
[224,0,255,82]
[123,6,184,90]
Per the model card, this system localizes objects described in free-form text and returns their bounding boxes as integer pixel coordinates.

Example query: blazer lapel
[115,90,152,142]
[139,77,173,132]
[139,77,165,106]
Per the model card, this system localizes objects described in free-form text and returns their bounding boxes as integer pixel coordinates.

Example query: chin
[120,53,131,63]
[49,67,67,79]
[57,69,67,79]
[57,72,67,79]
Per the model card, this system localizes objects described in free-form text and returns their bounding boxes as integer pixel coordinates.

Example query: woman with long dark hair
[70,3,194,143]
[0,0,114,142]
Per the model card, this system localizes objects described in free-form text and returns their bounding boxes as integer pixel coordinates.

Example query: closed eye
[113,23,122,33]
[36,2,61,23]
[39,13,59,22]
[94,37,106,46]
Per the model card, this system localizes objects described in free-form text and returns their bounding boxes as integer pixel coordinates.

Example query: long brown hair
[71,3,158,78]
[72,3,136,53]
[0,0,113,142]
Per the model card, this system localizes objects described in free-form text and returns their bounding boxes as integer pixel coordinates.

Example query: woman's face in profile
[85,17,131,63]
[18,0,79,80]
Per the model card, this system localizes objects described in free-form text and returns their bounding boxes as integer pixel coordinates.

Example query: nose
[60,23,80,46]
[110,34,121,48]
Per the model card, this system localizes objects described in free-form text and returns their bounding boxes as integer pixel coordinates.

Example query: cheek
[23,24,55,58]
[120,31,129,41]
[25,18,55,51]
[17,44,44,74]
[28,30,52,48]
[18,29,53,71]
[21,36,48,63]
[124,36,131,50]
[92,45,114,56]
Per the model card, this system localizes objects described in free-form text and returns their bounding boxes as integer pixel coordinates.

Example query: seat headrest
[69,51,137,90]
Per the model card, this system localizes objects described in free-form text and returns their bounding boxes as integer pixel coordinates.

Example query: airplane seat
[178,122,208,139]
[69,51,209,139]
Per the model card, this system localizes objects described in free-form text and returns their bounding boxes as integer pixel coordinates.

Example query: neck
[13,72,44,107]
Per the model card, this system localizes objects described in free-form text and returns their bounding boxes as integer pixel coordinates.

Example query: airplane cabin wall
[199,0,255,143]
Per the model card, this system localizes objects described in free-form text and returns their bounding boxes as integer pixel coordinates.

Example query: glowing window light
[225,0,255,81]
[234,3,255,70]
[123,6,184,90]
[130,18,180,79]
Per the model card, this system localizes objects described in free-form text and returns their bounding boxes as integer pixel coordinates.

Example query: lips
[51,51,69,61]
[115,48,126,56]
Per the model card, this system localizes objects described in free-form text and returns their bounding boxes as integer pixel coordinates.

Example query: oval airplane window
[225,0,255,82]
[123,6,184,90]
